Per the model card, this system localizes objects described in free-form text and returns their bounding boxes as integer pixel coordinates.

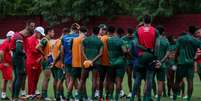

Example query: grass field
[0,72,201,101]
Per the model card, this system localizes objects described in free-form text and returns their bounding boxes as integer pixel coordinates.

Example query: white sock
[1,92,6,98]
[21,90,26,95]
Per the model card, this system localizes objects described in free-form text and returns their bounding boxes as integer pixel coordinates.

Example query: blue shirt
[62,33,79,64]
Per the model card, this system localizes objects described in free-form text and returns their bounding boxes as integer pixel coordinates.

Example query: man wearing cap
[0,31,15,100]
[97,24,110,100]
[10,20,35,100]
[36,27,55,101]
[26,27,45,99]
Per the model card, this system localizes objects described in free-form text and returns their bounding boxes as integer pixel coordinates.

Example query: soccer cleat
[44,97,52,101]
[1,96,10,100]
[120,90,126,98]
[155,95,158,98]
[183,95,188,99]
[127,92,132,99]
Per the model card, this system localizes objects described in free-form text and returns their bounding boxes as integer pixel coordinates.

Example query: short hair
[108,26,116,33]
[127,27,133,35]
[26,20,35,26]
[62,27,70,34]
[188,25,198,35]
[80,26,88,33]
[117,27,125,35]
[45,27,53,34]
[156,25,165,35]
[93,26,100,35]
[71,23,80,31]
[143,14,151,24]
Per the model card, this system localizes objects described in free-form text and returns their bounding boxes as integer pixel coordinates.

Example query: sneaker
[183,95,188,99]
[155,95,158,98]
[1,96,9,100]
[169,95,173,99]
[35,90,41,95]
[126,92,132,99]
[44,97,52,101]
[120,90,126,98]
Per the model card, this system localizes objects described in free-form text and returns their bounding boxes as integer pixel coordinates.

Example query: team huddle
[0,15,201,101]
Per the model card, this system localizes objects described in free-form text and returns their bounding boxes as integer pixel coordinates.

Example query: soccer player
[10,20,35,100]
[131,15,160,101]
[98,24,110,100]
[173,26,201,101]
[75,26,103,101]
[36,27,55,101]
[61,23,80,91]
[121,27,135,98]
[66,26,87,100]
[154,25,170,101]
[0,31,15,100]
[194,28,201,80]
[107,26,127,101]
[52,28,70,101]
[166,35,177,98]
[26,27,45,99]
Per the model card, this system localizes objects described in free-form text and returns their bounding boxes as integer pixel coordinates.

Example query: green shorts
[176,64,194,80]
[51,67,64,80]
[41,60,50,70]
[156,68,166,81]
[64,64,72,74]
[113,66,125,78]
[97,65,110,81]
[71,68,82,80]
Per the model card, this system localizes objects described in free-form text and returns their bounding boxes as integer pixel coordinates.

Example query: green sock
[42,90,47,98]
[143,96,146,101]
[56,91,60,99]
[115,90,120,101]
[66,91,72,99]
[108,93,113,100]
[60,90,64,98]
[157,96,161,101]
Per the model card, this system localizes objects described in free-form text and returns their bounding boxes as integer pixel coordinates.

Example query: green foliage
[0,0,201,25]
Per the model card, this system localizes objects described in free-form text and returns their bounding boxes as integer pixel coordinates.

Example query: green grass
[1,72,201,101]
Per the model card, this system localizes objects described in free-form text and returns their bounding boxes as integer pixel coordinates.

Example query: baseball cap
[6,31,15,37]
[34,26,45,36]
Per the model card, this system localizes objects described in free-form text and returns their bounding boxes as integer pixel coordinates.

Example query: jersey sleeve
[15,40,25,56]
[40,38,47,47]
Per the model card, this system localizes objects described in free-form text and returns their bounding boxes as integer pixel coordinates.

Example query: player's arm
[161,42,170,63]
[36,39,46,57]
[81,41,88,60]
[92,45,103,63]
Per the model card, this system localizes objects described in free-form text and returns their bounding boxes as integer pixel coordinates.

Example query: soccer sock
[115,90,120,101]
[21,90,26,96]
[55,91,60,99]
[157,95,161,101]
[42,90,47,98]
[60,90,64,98]
[66,91,72,99]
